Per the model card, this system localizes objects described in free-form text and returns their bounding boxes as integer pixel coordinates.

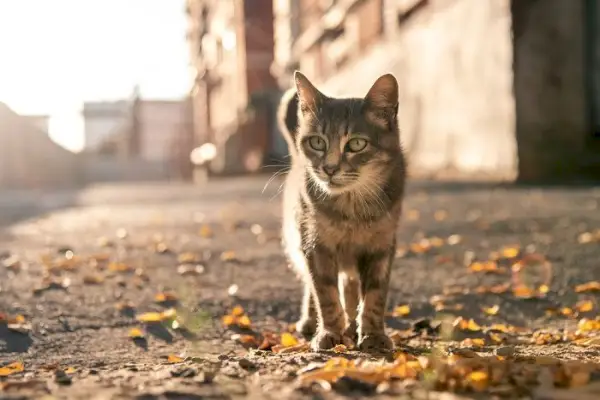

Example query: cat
[277,71,406,352]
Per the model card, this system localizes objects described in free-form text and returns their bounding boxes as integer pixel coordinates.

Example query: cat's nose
[322,165,339,177]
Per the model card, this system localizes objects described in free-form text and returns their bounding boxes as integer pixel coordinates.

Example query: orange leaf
[576,300,594,313]
[167,354,184,364]
[575,281,600,293]
[0,361,24,377]
[231,306,244,317]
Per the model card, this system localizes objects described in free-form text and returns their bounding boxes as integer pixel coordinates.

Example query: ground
[1,177,600,399]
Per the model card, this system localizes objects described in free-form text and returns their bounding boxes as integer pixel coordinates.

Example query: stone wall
[313,0,517,180]
[0,103,81,189]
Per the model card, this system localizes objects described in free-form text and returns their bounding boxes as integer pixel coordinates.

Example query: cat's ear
[294,71,324,115]
[363,74,399,129]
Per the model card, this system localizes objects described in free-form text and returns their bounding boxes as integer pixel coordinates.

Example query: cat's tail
[277,87,299,152]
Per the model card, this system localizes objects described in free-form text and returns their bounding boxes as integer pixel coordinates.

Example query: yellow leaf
[467,370,489,392]
[560,307,574,317]
[575,281,600,293]
[461,338,485,347]
[237,315,251,328]
[576,300,594,313]
[108,262,131,272]
[231,305,245,317]
[500,246,520,259]
[128,328,144,338]
[155,292,177,303]
[220,251,237,262]
[64,367,76,374]
[136,312,163,323]
[577,318,600,332]
[467,319,482,331]
[538,284,550,294]
[167,354,184,364]
[177,252,199,263]
[0,361,24,377]
[482,305,499,316]
[221,315,235,326]
[198,225,213,238]
[393,305,411,317]
[280,332,299,347]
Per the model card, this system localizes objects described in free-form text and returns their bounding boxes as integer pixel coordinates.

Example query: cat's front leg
[308,245,347,351]
[357,247,394,352]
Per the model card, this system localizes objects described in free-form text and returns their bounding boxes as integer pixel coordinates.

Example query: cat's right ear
[294,71,324,115]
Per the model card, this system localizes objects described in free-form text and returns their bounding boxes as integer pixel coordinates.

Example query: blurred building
[0,103,80,189]
[21,115,49,133]
[273,0,600,182]
[82,100,130,153]
[81,93,188,182]
[185,0,284,175]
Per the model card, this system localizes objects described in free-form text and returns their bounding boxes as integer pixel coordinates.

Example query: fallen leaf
[467,370,489,392]
[482,305,500,316]
[177,252,199,263]
[136,312,163,323]
[83,274,104,284]
[393,305,411,317]
[155,292,177,303]
[167,354,184,364]
[575,281,600,293]
[332,344,348,353]
[108,262,132,273]
[0,361,24,377]
[198,225,213,238]
[231,306,244,316]
[128,328,145,338]
[280,332,299,347]
[500,246,520,259]
[220,251,238,262]
[576,300,594,313]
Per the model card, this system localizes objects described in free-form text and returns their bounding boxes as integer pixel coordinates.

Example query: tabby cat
[277,72,406,351]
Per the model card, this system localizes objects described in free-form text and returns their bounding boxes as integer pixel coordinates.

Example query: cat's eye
[346,138,368,153]
[308,136,327,151]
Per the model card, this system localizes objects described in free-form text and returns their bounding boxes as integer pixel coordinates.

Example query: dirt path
[1,178,600,399]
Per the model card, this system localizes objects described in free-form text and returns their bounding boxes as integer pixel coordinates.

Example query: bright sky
[0,0,190,152]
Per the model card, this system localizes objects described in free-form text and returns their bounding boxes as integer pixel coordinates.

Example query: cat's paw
[310,330,343,351]
[344,321,358,343]
[358,333,394,352]
[295,317,317,339]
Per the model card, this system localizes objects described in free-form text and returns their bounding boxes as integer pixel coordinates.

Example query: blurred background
[1,0,600,192]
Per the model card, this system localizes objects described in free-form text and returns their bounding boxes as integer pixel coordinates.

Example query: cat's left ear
[363,74,399,130]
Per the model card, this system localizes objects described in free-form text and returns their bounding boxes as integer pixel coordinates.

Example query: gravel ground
[1,177,600,399]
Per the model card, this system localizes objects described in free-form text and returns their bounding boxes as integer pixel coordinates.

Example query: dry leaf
[0,361,24,377]
[83,274,104,284]
[575,281,600,293]
[177,252,199,263]
[128,328,145,338]
[108,262,132,273]
[167,354,184,364]
[332,344,348,353]
[393,305,411,317]
[467,370,489,392]
[220,251,238,262]
[198,225,213,238]
[500,246,520,259]
[482,305,500,316]
[280,332,299,347]
[155,292,177,303]
[576,300,594,313]
[136,312,163,323]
